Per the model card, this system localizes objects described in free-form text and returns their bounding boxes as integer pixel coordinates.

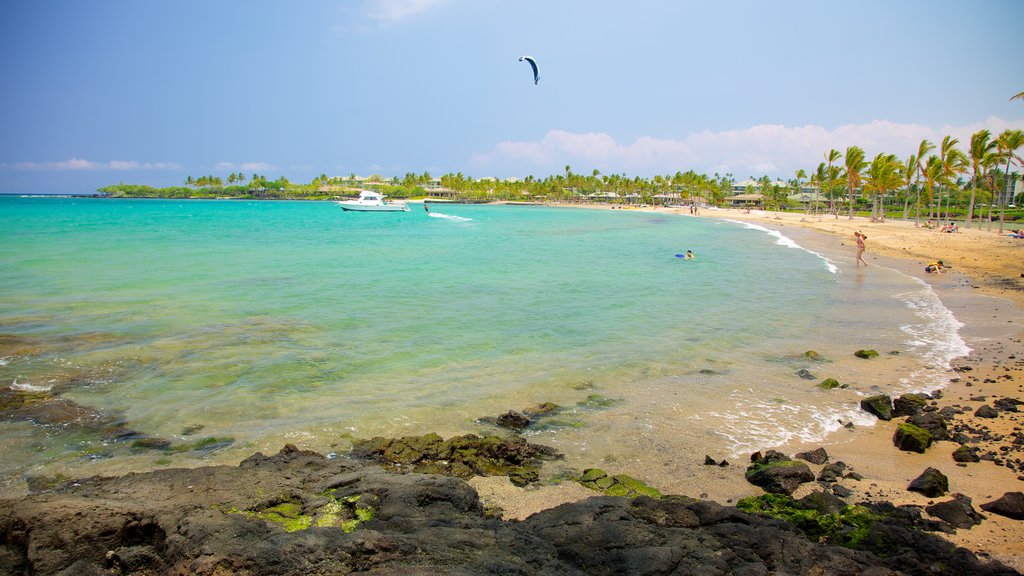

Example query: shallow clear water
[0,197,968,494]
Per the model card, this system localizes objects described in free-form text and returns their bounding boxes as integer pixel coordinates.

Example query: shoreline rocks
[0,443,1017,576]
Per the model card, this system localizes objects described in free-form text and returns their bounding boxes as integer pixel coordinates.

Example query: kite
[519,56,539,85]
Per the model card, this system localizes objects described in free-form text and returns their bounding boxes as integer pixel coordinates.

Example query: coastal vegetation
[98,128,1024,227]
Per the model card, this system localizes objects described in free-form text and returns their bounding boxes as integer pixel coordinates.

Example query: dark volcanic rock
[907,411,951,442]
[745,453,815,495]
[818,461,848,483]
[795,447,829,465]
[953,444,982,463]
[796,368,816,380]
[893,422,933,453]
[860,394,893,421]
[495,410,531,430]
[908,467,949,498]
[976,405,1000,418]
[981,492,1024,520]
[0,445,1016,576]
[893,393,928,417]
[926,494,985,529]
[994,397,1022,413]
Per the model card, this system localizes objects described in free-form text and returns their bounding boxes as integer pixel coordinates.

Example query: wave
[724,220,839,274]
[895,277,971,391]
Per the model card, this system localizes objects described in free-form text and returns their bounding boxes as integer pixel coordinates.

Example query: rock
[578,469,662,498]
[975,405,999,418]
[703,455,717,465]
[893,422,933,453]
[496,410,531,430]
[803,350,823,361]
[993,397,1022,413]
[854,349,879,359]
[795,447,829,465]
[523,402,560,417]
[952,445,981,463]
[797,490,846,515]
[795,368,816,380]
[926,494,985,529]
[0,446,1015,576]
[893,393,928,417]
[907,412,951,441]
[831,484,853,498]
[745,457,815,496]
[352,433,561,483]
[860,394,893,421]
[817,462,848,483]
[817,378,841,390]
[981,492,1024,520]
[908,467,949,498]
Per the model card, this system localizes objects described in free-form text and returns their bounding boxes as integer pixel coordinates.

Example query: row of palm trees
[801,127,1023,232]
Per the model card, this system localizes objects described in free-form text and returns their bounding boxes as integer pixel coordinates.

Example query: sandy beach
[472,204,1024,568]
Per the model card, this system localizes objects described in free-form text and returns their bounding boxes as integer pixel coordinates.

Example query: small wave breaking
[724,220,839,274]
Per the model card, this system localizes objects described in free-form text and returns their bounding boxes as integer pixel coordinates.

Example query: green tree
[937,136,965,220]
[863,153,901,222]
[913,140,935,226]
[824,149,842,218]
[994,129,1024,233]
[843,146,866,219]
[966,130,995,226]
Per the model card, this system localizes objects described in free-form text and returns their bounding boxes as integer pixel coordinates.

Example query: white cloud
[13,158,181,171]
[214,162,274,172]
[366,0,447,22]
[472,117,1024,178]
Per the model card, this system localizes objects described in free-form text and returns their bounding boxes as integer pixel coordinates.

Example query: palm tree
[824,149,842,218]
[843,146,867,219]
[793,169,807,214]
[1012,91,1024,101]
[863,153,901,222]
[966,130,996,227]
[900,154,916,221]
[994,129,1024,233]
[937,136,965,221]
[912,140,935,225]
[811,162,827,217]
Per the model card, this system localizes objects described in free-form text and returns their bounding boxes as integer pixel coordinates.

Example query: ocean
[0,196,969,495]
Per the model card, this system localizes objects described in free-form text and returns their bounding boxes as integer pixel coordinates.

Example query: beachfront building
[730,193,764,207]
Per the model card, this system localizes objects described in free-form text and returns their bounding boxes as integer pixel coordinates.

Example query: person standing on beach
[854,231,868,267]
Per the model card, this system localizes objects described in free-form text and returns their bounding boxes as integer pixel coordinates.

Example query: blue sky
[1,0,1022,193]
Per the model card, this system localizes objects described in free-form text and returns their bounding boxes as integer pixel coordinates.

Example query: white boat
[337,190,410,212]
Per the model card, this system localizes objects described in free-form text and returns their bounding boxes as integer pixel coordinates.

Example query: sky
[1,0,1022,194]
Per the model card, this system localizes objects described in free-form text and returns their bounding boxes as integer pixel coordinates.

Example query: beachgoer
[424,203,430,213]
[925,260,945,274]
[685,250,694,260]
[854,231,867,267]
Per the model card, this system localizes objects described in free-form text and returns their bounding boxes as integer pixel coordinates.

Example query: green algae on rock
[577,468,663,498]
[229,491,377,533]
[352,433,562,486]
[738,493,886,548]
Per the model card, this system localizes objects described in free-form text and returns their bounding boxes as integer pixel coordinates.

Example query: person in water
[424,203,430,213]
[684,250,694,260]
[854,231,867,267]
[925,260,945,273]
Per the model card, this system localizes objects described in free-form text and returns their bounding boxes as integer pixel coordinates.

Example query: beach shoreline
[472,203,1024,567]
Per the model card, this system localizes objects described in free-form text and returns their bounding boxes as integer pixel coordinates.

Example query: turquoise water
[0,197,967,494]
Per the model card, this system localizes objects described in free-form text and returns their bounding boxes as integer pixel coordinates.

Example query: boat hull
[338,203,410,212]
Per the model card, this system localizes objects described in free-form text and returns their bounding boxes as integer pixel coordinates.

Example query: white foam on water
[9,379,53,393]
[724,219,839,274]
[428,213,472,222]
[894,276,971,391]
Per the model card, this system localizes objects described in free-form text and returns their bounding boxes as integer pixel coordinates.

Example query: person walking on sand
[854,231,868,267]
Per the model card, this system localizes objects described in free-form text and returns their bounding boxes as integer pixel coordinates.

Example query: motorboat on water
[337,190,410,212]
